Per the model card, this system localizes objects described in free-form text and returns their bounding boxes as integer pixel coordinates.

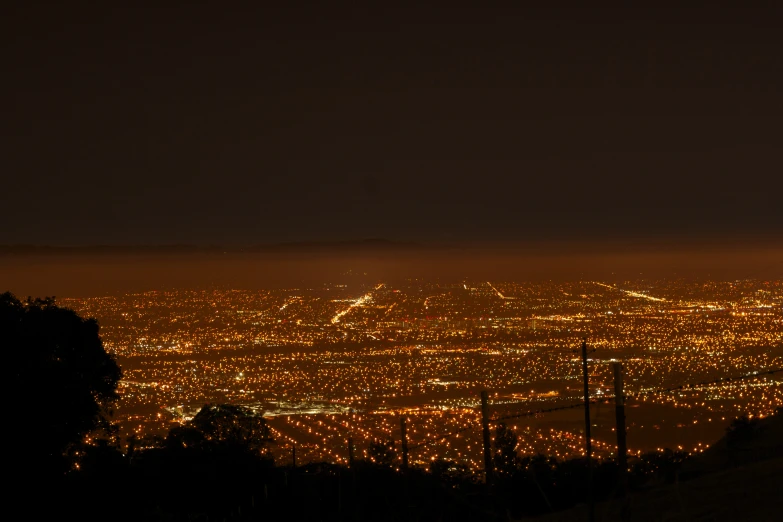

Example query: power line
[403,367,782,450]
[627,367,782,400]
[407,423,480,451]
[491,398,613,423]
[488,367,782,422]
[278,367,781,463]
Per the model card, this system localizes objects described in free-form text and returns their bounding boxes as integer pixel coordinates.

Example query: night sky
[3,4,782,246]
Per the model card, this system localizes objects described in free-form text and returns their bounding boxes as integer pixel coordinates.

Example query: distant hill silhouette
[0,238,430,256]
[244,238,427,253]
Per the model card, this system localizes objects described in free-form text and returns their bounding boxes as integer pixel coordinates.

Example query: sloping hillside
[528,457,783,522]
[527,411,783,522]
[680,410,783,478]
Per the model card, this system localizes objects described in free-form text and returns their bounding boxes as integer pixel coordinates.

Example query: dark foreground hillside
[530,457,783,522]
[531,412,783,522]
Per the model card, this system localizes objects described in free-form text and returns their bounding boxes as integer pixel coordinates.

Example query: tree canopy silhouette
[493,421,521,476]
[2,291,121,477]
[165,403,272,456]
[367,438,397,468]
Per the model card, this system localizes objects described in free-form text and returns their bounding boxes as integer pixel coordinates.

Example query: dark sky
[3,3,782,246]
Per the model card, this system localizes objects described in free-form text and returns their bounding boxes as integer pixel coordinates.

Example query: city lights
[62,278,781,469]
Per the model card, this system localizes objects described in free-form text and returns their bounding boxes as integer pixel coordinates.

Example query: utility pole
[480,390,494,485]
[613,362,628,495]
[337,468,342,517]
[292,445,297,468]
[348,437,357,521]
[581,338,595,522]
[400,416,409,470]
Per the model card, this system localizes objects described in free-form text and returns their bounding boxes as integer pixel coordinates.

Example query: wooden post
[400,416,409,470]
[581,338,595,522]
[613,362,628,495]
[480,390,494,485]
[337,468,342,516]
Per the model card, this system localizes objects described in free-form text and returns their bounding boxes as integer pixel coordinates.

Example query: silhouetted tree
[76,438,127,478]
[493,422,520,477]
[629,448,689,485]
[367,439,397,468]
[2,291,121,478]
[164,424,208,450]
[119,404,275,521]
[725,414,757,449]
[166,403,272,456]
[430,458,477,487]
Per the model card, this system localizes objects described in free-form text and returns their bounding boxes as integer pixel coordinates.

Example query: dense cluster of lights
[61,278,782,470]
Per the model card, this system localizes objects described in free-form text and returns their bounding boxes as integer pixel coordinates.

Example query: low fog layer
[2,241,781,298]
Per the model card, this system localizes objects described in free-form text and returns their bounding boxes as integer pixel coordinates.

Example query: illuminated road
[487,281,515,300]
[487,281,505,299]
[331,283,385,324]
[593,282,667,302]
